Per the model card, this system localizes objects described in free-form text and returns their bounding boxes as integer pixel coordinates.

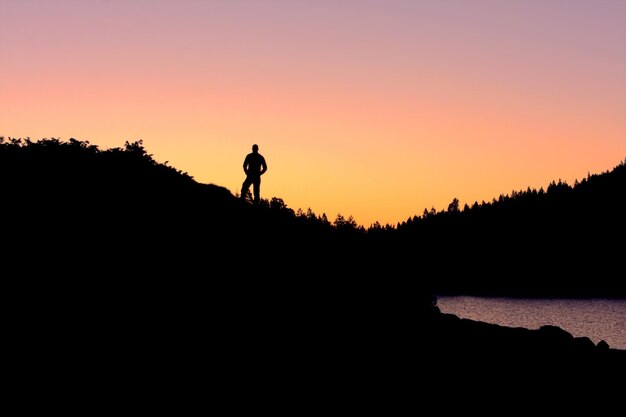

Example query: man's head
[252,144,259,152]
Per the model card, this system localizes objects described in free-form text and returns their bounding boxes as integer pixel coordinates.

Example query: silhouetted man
[240,144,267,204]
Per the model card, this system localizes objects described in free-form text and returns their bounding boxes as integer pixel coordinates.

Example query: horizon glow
[2,0,625,226]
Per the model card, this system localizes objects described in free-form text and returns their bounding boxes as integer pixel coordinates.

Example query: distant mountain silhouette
[2,137,623,391]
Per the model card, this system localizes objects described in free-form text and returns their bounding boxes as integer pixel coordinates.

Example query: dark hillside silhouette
[390,159,626,297]
[2,137,623,392]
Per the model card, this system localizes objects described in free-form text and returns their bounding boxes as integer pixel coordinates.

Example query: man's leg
[253,178,261,204]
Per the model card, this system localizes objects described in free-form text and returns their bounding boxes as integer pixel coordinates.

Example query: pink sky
[2,0,625,226]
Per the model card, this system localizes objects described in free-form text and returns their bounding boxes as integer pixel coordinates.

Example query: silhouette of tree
[333,213,359,231]
[333,213,347,227]
[270,197,287,210]
[447,197,460,213]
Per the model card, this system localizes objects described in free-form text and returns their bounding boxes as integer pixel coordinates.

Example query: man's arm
[243,155,250,174]
[260,156,268,175]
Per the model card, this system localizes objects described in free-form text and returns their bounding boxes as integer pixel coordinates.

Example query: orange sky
[2,0,624,226]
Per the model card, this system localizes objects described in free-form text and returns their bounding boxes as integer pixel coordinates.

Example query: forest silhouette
[3,137,624,384]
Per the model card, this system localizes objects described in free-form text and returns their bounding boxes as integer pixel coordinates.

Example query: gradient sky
[2,0,625,227]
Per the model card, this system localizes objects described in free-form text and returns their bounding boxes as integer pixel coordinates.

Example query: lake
[436,296,626,350]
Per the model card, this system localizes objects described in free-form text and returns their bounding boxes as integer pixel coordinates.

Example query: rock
[572,336,596,351]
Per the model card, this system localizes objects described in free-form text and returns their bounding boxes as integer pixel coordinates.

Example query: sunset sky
[2,0,625,227]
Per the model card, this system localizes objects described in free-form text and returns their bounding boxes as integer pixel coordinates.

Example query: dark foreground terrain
[3,138,624,398]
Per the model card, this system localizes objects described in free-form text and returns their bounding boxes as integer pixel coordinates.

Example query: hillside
[3,137,623,297]
[2,137,624,381]
[1,137,431,337]
[392,158,626,297]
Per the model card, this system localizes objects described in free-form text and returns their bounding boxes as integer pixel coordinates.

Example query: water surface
[437,296,626,350]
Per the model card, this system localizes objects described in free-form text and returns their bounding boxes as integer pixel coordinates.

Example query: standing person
[240,144,267,204]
